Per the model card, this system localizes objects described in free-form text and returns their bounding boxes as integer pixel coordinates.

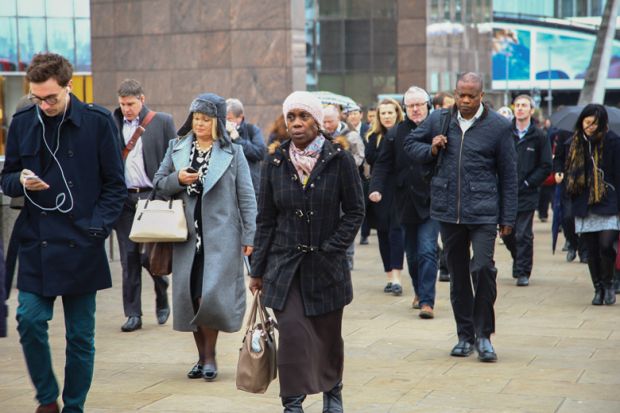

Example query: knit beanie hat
[282,91,324,129]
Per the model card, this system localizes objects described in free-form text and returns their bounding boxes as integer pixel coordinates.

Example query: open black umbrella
[551,184,563,254]
[550,105,620,134]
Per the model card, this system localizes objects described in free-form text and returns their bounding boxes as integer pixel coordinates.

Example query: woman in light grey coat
[153,93,256,381]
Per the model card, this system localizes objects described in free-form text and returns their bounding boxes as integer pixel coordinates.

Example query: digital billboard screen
[492,22,620,90]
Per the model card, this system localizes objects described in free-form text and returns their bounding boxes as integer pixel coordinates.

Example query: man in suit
[113,79,176,332]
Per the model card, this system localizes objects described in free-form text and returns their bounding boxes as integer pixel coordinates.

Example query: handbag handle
[245,291,276,341]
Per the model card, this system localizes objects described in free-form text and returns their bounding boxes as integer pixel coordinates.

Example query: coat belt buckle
[297,244,315,253]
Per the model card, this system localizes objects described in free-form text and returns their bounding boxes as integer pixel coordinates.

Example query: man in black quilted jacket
[404,72,517,363]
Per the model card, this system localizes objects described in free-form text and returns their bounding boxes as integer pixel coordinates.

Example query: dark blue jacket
[0,95,126,297]
[511,120,553,212]
[404,106,518,226]
[370,117,430,224]
[235,120,267,194]
[570,131,620,218]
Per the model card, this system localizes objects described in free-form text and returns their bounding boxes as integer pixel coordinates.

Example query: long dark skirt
[274,277,344,397]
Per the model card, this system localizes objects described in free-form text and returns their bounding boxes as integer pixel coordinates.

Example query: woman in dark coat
[250,91,365,412]
[365,98,405,295]
[565,104,620,305]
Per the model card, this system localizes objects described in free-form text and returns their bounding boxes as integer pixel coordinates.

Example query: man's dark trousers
[17,290,96,413]
[403,217,439,307]
[115,191,169,317]
[440,223,497,344]
[502,210,535,278]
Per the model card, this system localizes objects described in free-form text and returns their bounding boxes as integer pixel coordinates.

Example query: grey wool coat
[153,134,257,333]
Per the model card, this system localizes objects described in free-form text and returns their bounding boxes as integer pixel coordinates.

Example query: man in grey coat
[113,79,176,332]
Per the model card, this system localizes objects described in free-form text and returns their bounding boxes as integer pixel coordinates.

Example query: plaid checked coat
[251,139,365,316]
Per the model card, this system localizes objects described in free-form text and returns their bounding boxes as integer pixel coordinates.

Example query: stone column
[90,0,306,131]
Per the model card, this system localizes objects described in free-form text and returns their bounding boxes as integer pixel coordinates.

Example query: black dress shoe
[516,276,529,286]
[476,338,497,362]
[438,271,450,282]
[203,361,218,381]
[187,363,203,379]
[360,236,369,245]
[383,282,392,293]
[566,249,577,262]
[450,340,474,357]
[391,283,403,296]
[121,316,142,332]
[156,307,170,325]
[604,288,616,305]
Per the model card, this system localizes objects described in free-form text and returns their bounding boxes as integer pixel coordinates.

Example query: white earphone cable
[22,92,75,213]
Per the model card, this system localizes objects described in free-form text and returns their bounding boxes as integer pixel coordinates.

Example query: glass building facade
[0,0,92,156]
[0,0,91,72]
[305,0,398,106]
[304,0,493,107]
[494,0,608,18]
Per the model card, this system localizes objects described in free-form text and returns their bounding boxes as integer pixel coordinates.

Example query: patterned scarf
[565,132,606,205]
[289,135,325,186]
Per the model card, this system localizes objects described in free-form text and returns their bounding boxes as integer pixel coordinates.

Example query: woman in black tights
[564,104,620,305]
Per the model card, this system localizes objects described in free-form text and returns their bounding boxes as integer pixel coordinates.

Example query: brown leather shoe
[419,305,434,319]
[36,401,59,413]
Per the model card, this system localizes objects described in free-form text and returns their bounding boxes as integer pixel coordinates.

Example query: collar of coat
[270,138,345,186]
[113,104,151,129]
[171,133,234,195]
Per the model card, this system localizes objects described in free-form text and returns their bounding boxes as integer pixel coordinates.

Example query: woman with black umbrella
[564,104,620,305]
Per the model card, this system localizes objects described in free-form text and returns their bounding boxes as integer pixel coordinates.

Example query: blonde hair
[192,113,219,139]
[365,98,404,141]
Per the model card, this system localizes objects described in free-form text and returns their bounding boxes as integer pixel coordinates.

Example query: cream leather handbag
[129,199,188,243]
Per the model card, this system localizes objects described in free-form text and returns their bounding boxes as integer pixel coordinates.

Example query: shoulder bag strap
[122,110,157,160]
[433,109,451,176]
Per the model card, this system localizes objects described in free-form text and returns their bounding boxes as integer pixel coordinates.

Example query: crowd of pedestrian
[1,53,619,413]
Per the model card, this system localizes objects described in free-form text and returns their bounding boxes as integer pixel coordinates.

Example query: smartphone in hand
[186,167,198,173]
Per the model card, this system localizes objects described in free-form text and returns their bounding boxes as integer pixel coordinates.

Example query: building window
[0,0,91,73]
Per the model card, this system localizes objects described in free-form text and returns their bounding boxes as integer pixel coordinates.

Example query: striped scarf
[565,132,606,205]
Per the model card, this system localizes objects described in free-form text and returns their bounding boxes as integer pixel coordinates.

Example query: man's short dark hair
[456,72,484,92]
[117,79,144,98]
[26,53,73,86]
[432,91,453,108]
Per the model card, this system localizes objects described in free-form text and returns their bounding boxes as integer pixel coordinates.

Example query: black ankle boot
[323,382,343,413]
[282,395,305,413]
[604,288,616,305]
[592,290,604,305]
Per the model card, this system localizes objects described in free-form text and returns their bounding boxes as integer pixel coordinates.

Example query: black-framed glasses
[28,90,65,105]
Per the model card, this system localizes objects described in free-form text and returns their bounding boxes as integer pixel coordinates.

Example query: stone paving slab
[1,219,619,412]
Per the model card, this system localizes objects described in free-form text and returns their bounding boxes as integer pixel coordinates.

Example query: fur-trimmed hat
[177,93,231,146]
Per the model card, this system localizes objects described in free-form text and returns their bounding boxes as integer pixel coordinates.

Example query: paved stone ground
[1,220,619,412]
